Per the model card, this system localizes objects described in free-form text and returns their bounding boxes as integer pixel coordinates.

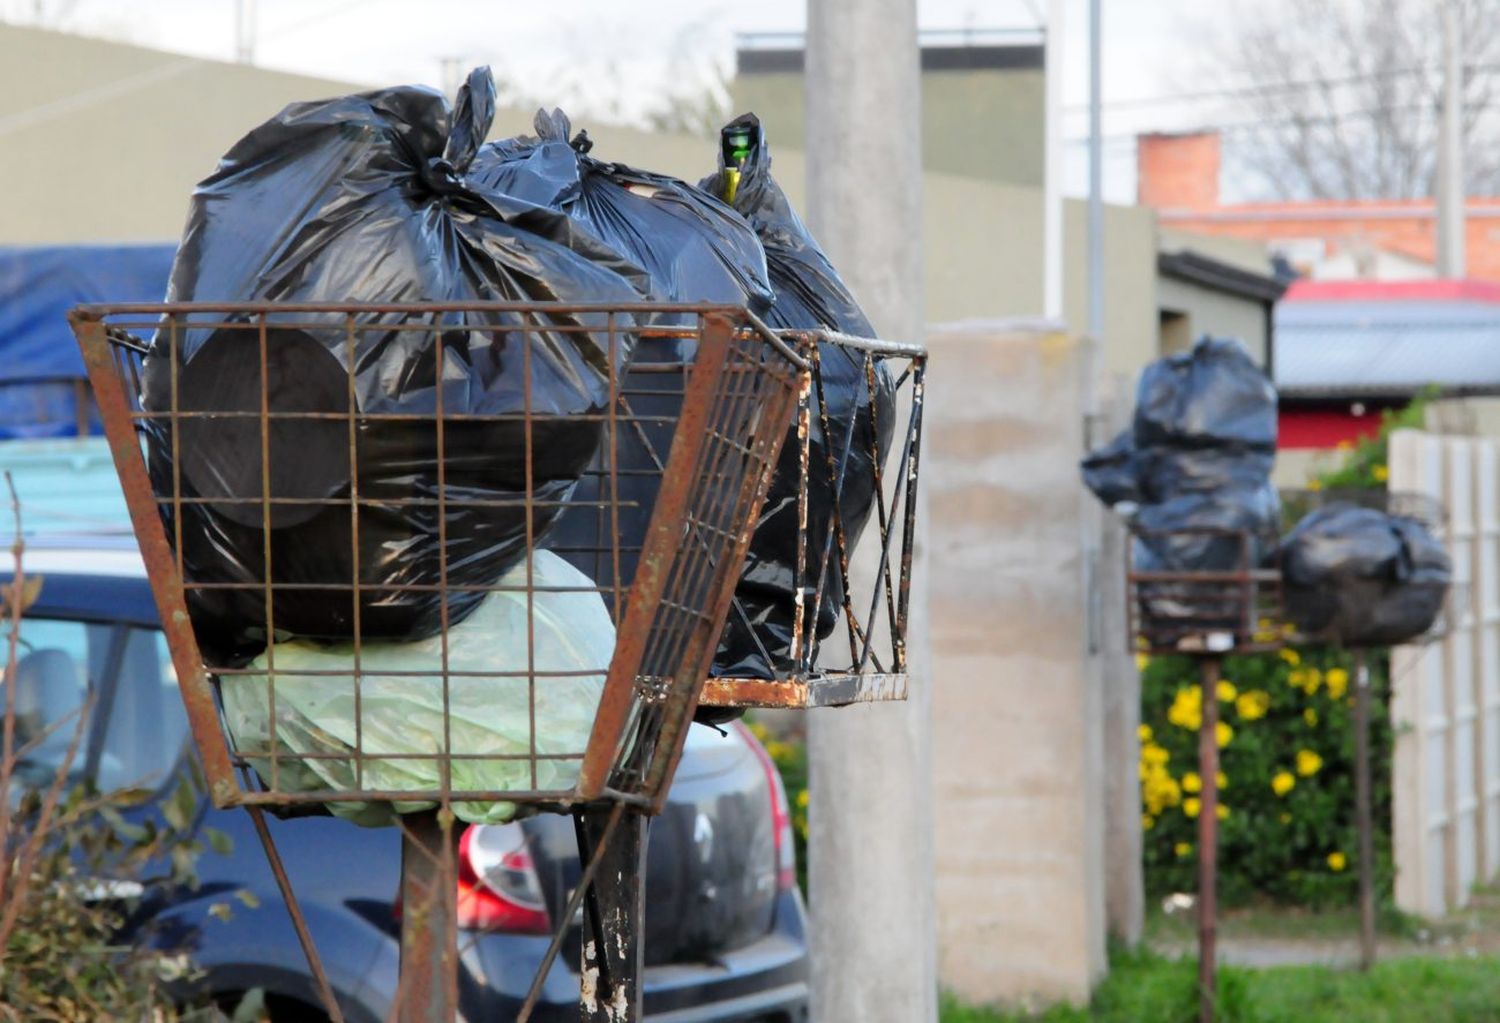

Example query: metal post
[1353,649,1377,970]
[399,810,458,1023]
[1043,0,1066,319]
[1197,656,1220,1023]
[1438,0,1466,278]
[577,808,646,1023]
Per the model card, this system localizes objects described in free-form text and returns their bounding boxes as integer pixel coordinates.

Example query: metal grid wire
[72,302,803,813]
[700,330,927,709]
[1127,527,1287,656]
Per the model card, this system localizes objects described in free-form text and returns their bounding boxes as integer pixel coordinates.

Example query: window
[3,619,189,794]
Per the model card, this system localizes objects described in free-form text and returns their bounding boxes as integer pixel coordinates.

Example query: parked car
[4,534,809,1022]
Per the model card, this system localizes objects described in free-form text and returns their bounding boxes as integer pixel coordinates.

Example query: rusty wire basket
[72,301,807,818]
[1126,526,1287,656]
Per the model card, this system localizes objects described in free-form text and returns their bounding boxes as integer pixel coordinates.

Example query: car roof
[2,533,156,626]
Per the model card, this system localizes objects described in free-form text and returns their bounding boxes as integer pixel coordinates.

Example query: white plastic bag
[221,551,614,826]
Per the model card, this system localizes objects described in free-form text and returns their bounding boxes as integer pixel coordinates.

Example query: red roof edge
[1284,278,1500,303]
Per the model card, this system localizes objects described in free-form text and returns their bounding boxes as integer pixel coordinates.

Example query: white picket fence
[1388,428,1500,916]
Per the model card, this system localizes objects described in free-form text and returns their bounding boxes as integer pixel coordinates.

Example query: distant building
[732,29,1045,189]
[1273,279,1500,479]
[1136,130,1500,282]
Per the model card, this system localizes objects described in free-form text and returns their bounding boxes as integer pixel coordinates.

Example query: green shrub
[1139,646,1393,907]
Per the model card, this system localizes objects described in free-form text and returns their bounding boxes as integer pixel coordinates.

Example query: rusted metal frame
[428,321,454,797]
[790,360,813,673]
[574,317,734,800]
[1197,655,1220,1023]
[854,358,922,674]
[791,327,928,360]
[522,314,540,790]
[68,311,239,806]
[611,333,763,788]
[806,350,868,670]
[257,313,281,794]
[245,805,348,1023]
[614,328,775,793]
[698,671,909,709]
[893,358,926,674]
[78,300,768,319]
[608,312,624,627]
[1353,648,1377,970]
[346,313,365,790]
[516,801,628,1023]
[644,329,800,810]
[861,352,902,672]
[576,807,646,1023]
[397,810,458,1023]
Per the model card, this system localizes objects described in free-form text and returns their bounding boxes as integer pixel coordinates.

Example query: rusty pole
[1353,649,1377,970]
[1197,656,1220,1023]
[399,810,458,1023]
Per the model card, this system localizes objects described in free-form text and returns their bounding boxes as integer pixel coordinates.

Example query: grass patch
[942,946,1500,1022]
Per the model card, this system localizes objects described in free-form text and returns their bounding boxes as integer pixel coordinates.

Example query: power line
[1062,61,1500,117]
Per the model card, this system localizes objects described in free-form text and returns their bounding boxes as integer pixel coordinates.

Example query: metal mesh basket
[72,301,804,815]
[1126,527,1287,655]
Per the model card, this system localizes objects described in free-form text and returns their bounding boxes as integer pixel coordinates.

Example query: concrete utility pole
[1086,0,1104,342]
[805,2,935,1022]
[1438,0,1466,277]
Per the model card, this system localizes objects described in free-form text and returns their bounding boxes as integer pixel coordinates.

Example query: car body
[5,535,809,1022]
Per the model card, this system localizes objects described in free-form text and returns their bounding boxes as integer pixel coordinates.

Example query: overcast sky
[5,0,1227,202]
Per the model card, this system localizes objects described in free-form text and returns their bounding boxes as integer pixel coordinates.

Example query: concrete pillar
[804,3,936,1023]
[928,323,1109,1007]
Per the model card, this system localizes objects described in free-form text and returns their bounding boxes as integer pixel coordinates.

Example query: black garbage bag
[1281,503,1452,646]
[698,113,897,680]
[142,68,649,658]
[1080,429,1141,509]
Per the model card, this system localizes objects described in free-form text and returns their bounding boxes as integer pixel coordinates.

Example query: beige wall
[1156,276,1268,366]
[732,63,1044,189]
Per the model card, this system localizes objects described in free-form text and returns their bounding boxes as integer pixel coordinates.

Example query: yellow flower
[748,721,770,742]
[1142,813,1155,831]
[1138,723,1153,743]
[1167,686,1203,731]
[1216,771,1228,789]
[1326,667,1349,699]
[1279,648,1301,666]
[1216,804,1229,820]
[796,789,810,809]
[1373,464,1389,483]
[1175,842,1192,857]
[1236,690,1270,721]
[765,740,793,761]
[1272,771,1296,796]
[1328,851,1347,871]
[1302,668,1323,695]
[1136,652,1151,672]
[1216,680,1239,702]
[1142,743,1170,767]
[1304,708,1319,727]
[1182,772,1202,794]
[1183,797,1201,819]
[1216,721,1234,748]
[1308,478,1323,492]
[1296,749,1323,777]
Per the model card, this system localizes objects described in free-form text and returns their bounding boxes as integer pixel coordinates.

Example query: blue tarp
[0,244,174,438]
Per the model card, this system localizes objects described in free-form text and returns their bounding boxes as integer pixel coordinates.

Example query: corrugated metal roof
[1274,294,1500,397]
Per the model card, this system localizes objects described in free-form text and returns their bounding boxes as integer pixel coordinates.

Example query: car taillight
[735,721,797,891]
[456,822,551,935]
